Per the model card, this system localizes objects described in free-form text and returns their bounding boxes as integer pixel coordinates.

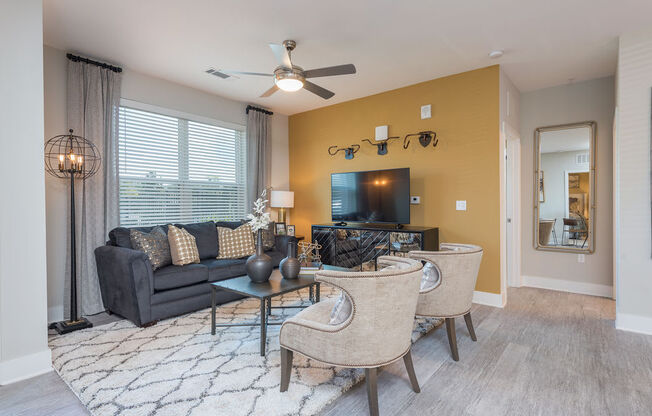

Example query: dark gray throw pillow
[175,221,219,260]
[130,226,172,271]
[110,226,156,248]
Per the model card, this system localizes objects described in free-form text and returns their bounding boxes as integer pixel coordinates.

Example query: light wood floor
[2,287,651,416]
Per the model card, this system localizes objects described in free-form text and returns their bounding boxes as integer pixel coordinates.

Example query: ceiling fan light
[276,77,304,92]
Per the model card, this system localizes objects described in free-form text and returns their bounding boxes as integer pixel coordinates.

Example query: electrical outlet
[456,200,467,211]
[578,254,585,263]
[410,196,421,204]
[421,104,431,119]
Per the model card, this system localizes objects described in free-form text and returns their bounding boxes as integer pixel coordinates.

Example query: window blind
[118,106,246,227]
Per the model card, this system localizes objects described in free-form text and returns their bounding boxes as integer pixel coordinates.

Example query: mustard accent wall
[289,65,501,294]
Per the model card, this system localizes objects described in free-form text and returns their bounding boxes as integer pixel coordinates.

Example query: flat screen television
[331,168,410,225]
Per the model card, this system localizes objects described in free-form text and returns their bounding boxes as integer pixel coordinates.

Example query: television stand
[312,224,439,271]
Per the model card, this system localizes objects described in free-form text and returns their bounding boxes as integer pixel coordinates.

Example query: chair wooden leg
[445,317,459,361]
[402,349,420,393]
[464,312,477,341]
[365,367,379,416]
[280,347,293,392]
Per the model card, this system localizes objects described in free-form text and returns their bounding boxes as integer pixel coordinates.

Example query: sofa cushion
[109,226,156,248]
[153,263,208,291]
[215,220,244,230]
[175,221,218,260]
[201,258,247,282]
[266,250,285,267]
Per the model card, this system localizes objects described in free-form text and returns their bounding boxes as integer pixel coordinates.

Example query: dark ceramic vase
[245,229,273,283]
[280,241,301,279]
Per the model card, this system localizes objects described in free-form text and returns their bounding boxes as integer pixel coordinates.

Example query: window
[118,104,246,227]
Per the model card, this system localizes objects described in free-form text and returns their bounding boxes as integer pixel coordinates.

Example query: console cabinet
[311,224,439,271]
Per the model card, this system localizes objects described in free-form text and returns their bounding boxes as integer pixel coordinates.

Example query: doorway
[505,123,522,288]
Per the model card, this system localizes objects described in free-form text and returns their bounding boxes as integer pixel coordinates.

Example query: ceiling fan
[206,40,356,99]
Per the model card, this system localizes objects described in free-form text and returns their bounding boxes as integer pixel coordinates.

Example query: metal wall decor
[362,136,399,155]
[403,131,438,149]
[328,144,360,159]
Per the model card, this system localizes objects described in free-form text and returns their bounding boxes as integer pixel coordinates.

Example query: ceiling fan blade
[303,80,335,99]
[205,68,231,79]
[260,84,279,98]
[219,70,273,77]
[304,64,356,78]
[269,43,292,68]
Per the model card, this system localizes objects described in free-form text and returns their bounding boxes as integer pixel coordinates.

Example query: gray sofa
[94,220,295,327]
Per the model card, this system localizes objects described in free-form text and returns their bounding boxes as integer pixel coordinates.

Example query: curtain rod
[246,105,273,115]
[66,53,123,73]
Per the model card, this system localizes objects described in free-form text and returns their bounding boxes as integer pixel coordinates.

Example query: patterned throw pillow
[420,261,441,292]
[260,222,276,251]
[167,225,200,266]
[130,226,172,271]
[217,223,256,259]
[329,291,353,325]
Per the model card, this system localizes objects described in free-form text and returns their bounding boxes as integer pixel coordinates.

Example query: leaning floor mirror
[534,121,596,253]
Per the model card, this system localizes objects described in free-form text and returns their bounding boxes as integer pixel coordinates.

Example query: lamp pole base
[278,208,287,224]
[50,317,93,334]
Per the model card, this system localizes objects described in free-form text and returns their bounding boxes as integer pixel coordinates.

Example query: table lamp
[270,190,294,223]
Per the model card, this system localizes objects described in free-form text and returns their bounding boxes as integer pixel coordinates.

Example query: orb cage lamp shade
[44,129,101,334]
[44,129,101,179]
[270,190,294,223]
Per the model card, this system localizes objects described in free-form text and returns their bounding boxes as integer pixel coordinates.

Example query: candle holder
[44,129,101,334]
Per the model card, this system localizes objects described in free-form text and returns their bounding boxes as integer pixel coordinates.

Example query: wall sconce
[328,144,360,160]
[362,136,399,155]
[403,131,438,149]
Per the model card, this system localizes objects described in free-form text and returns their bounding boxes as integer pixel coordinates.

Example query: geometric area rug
[49,286,442,416]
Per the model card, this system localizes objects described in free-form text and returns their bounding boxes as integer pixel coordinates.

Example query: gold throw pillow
[167,225,200,266]
[217,223,256,259]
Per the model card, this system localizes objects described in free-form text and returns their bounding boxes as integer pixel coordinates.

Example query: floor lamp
[45,129,101,334]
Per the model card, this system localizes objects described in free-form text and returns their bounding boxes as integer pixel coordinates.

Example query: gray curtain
[65,59,122,317]
[246,108,271,209]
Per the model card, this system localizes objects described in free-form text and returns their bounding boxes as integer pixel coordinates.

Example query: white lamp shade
[270,190,294,208]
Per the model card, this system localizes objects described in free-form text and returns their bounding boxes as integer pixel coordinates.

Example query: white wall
[44,46,289,322]
[614,29,652,334]
[0,0,52,384]
[520,77,614,295]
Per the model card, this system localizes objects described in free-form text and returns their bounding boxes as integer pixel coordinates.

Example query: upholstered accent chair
[279,256,423,416]
[409,243,483,361]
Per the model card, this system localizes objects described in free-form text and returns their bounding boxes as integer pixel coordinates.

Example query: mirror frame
[534,121,596,253]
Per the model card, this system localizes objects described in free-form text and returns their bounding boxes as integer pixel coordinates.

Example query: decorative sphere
[44,129,101,180]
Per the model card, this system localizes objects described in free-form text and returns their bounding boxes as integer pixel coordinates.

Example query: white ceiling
[43,0,651,115]
[540,127,591,153]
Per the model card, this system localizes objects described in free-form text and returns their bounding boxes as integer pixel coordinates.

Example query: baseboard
[473,290,505,308]
[616,312,652,335]
[522,275,613,298]
[0,348,52,385]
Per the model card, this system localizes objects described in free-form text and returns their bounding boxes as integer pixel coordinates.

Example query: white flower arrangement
[247,188,272,232]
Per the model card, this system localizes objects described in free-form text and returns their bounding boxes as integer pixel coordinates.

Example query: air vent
[576,153,589,165]
[205,68,229,79]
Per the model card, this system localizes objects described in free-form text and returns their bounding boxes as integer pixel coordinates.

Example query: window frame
[117,98,247,227]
